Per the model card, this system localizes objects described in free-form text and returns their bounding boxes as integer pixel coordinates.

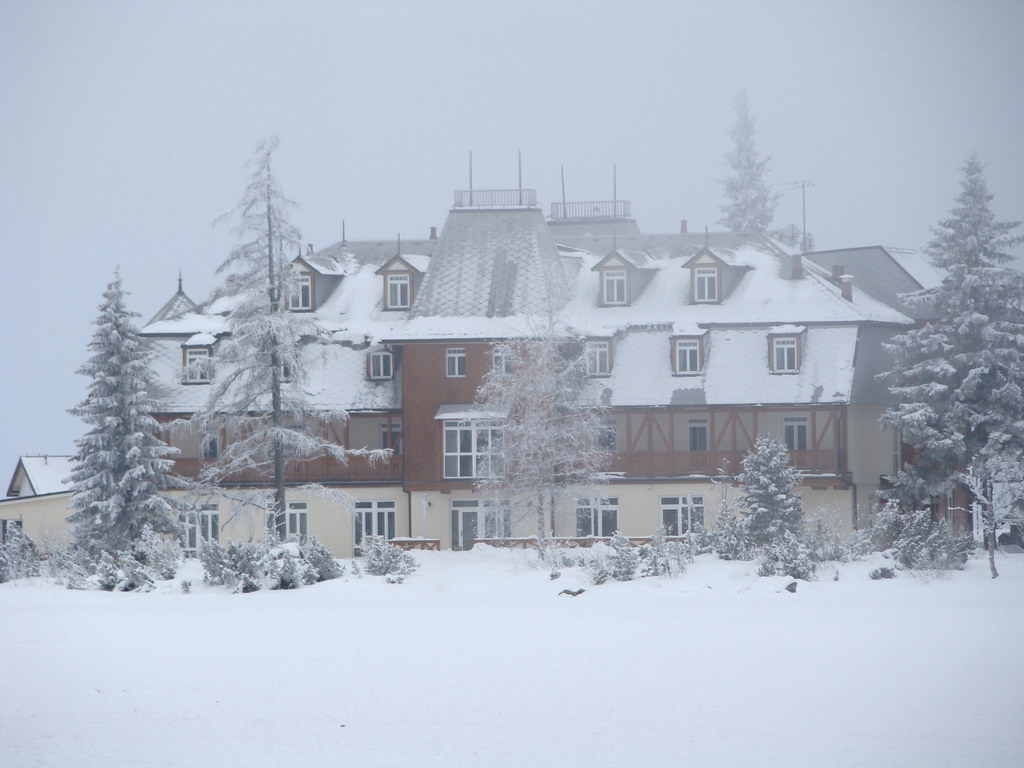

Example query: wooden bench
[390,538,441,551]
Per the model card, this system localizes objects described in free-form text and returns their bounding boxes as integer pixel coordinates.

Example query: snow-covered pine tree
[718,90,779,233]
[474,329,611,545]
[66,271,181,557]
[878,153,1024,577]
[194,137,382,537]
[737,434,803,547]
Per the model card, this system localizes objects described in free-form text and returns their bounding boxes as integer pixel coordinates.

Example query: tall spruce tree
[738,434,803,546]
[718,90,779,233]
[879,153,1024,576]
[195,137,377,537]
[67,271,180,556]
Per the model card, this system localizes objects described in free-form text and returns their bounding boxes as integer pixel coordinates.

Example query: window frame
[659,495,705,535]
[602,268,628,306]
[673,337,703,376]
[182,347,212,384]
[288,272,314,311]
[181,504,219,553]
[693,267,719,303]
[445,347,467,378]
[770,336,800,373]
[687,418,708,452]
[369,350,395,380]
[385,272,411,310]
[784,417,808,451]
[451,498,512,548]
[381,419,402,455]
[585,340,612,377]
[354,499,397,553]
[443,419,503,479]
[575,497,619,537]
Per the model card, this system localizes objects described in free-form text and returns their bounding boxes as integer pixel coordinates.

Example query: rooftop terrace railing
[453,189,537,208]
[550,200,631,220]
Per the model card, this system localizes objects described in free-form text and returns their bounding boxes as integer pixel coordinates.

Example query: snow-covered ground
[2,549,1022,768]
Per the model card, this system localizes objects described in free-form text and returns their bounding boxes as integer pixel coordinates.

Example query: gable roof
[375,254,430,275]
[147,282,198,325]
[6,455,73,498]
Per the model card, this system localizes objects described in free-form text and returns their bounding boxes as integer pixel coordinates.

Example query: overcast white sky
[1,0,1022,482]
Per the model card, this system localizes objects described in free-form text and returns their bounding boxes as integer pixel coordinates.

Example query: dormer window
[385,273,411,310]
[446,347,466,378]
[369,350,394,380]
[673,337,704,375]
[603,269,627,305]
[770,337,799,373]
[586,340,611,377]
[289,273,313,311]
[183,347,212,383]
[694,268,718,303]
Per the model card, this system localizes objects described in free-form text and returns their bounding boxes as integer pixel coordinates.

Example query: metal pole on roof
[342,219,347,247]
[518,150,522,206]
[560,165,566,208]
[469,151,473,206]
[396,233,401,257]
[801,181,807,253]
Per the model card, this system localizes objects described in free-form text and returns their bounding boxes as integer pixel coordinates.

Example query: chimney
[832,264,844,281]
[680,219,688,234]
[791,253,803,279]
[840,274,854,301]
[429,226,438,240]
[306,243,313,256]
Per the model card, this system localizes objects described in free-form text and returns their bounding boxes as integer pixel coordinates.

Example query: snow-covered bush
[199,540,264,593]
[43,548,92,589]
[738,435,804,547]
[132,524,181,580]
[0,526,40,583]
[805,520,848,564]
[609,531,638,581]
[96,551,154,592]
[712,511,752,561]
[757,530,816,580]
[586,558,609,585]
[638,529,687,577]
[362,536,418,580]
[861,501,974,571]
[301,537,344,582]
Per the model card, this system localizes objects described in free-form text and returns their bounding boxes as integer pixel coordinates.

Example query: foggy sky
[2,0,1022,480]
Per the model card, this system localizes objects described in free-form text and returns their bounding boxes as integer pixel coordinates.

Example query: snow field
[2,548,1022,768]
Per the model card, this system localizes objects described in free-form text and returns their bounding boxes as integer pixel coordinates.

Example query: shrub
[95,550,154,592]
[132,524,181,580]
[362,536,418,579]
[805,520,848,563]
[866,501,975,571]
[609,531,638,581]
[586,559,609,585]
[199,540,264,593]
[0,526,40,583]
[638,529,687,577]
[301,537,344,582]
[712,512,752,561]
[869,567,896,580]
[757,530,816,580]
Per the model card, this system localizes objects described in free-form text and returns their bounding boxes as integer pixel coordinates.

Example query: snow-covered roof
[434,404,509,420]
[6,456,73,498]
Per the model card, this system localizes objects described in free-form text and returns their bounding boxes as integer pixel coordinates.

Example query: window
[772,337,799,372]
[687,419,708,452]
[586,340,611,376]
[386,273,411,309]
[674,338,702,375]
[381,419,402,455]
[446,347,466,378]
[181,504,219,552]
[201,434,219,459]
[694,267,718,302]
[354,500,397,553]
[576,497,619,537]
[784,417,808,451]
[443,420,503,479]
[602,269,627,305]
[183,348,211,383]
[660,496,705,535]
[369,350,394,380]
[492,350,509,375]
[451,499,511,549]
[289,273,313,310]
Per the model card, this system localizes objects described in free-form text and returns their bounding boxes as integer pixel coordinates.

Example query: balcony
[611,449,838,478]
[452,189,537,209]
[171,454,403,485]
[550,200,631,220]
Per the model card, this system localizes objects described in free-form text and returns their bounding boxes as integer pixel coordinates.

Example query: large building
[125,187,930,556]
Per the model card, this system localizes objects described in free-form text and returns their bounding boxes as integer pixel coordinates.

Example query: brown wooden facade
[157,341,852,492]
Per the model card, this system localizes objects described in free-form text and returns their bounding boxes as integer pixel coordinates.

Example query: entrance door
[451,503,480,551]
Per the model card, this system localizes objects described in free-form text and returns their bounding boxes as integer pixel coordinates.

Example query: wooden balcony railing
[611,449,838,477]
[550,200,631,220]
[171,454,403,484]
